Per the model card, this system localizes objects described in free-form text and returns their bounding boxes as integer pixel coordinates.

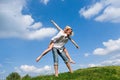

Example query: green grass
[30,66,120,80]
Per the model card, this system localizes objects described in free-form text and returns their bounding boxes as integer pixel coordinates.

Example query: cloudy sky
[0,0,120,78]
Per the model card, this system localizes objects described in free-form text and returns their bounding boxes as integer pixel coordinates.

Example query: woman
[36,26,75,77]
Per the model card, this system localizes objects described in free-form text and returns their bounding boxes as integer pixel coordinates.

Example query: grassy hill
[31,66,120,80]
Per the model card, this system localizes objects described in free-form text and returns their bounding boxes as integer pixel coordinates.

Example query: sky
[0,0,120,79]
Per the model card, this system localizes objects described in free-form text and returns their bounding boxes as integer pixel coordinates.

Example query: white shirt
[51,31,68,49]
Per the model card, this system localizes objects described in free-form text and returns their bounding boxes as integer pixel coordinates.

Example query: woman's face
[65,29,72,36]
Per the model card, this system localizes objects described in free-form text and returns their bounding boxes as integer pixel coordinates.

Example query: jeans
[52,47,69,65]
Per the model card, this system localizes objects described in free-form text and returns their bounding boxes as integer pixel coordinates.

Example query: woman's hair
[64,26,74,36]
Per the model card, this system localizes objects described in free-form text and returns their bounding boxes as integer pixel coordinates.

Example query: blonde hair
[65,26,72,29]
[64,25,74,36]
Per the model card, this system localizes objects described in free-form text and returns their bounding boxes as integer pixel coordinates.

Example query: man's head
[64,26,73,36]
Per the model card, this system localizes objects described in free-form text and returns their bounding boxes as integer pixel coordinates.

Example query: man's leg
[66,62,73,73]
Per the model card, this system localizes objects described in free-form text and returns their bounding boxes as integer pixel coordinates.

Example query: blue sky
[0,0,120,78]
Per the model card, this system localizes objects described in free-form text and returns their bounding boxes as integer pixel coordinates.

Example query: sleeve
[51,31,62,42]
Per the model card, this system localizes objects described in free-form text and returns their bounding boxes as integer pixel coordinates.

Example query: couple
[36,26,75,77]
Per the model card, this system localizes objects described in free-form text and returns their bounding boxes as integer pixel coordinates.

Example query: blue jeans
[52,47,69,65]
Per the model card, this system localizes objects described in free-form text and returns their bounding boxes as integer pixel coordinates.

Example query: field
[31,66,120,80]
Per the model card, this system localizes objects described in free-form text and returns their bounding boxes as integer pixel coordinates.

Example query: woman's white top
[51,31,68,49]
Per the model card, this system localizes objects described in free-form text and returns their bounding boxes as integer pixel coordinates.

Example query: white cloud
[88,64,98,67]
[101,59,120,65]
[87,54,120,67]
[16,65,52,73]
[15,65,53,76]
[101,54,120,65]
[84,53,90,57]
[85,38,120,68]
[80,2,104,19]
[102,54,120,66]
[79,0,120,23]
[22,28,57,40]
[40,0,50,5]
[15,67,22,73]
[93,38,120,55]
[0,0,57,40]
[110,54,120,59]
[95,6,120,23]
[30,22,42,29]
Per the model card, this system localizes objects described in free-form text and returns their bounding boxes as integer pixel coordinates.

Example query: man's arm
[51,20,79,49]
[51,31,62,42]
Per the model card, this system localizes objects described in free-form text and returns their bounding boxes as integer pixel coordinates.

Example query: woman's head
[64,26,73,36]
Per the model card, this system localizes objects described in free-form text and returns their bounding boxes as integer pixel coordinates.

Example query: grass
[19,66,120,80]
[30,66,120,80]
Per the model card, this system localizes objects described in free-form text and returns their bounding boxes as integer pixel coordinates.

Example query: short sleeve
[51,31,63,42]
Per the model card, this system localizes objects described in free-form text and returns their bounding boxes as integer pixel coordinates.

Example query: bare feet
[70,70,73,73]
[69,60,75,64]
[36,58,40,62]
[36,56,42,62]
[55,74,58,77]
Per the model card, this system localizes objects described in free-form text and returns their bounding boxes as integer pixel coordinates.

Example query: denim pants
[52,47,69,65]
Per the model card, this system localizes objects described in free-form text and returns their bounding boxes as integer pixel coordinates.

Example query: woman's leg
[36,43,54,62]
[54,65,58,77]
[52,48,59,77]
[65,62,73,73]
